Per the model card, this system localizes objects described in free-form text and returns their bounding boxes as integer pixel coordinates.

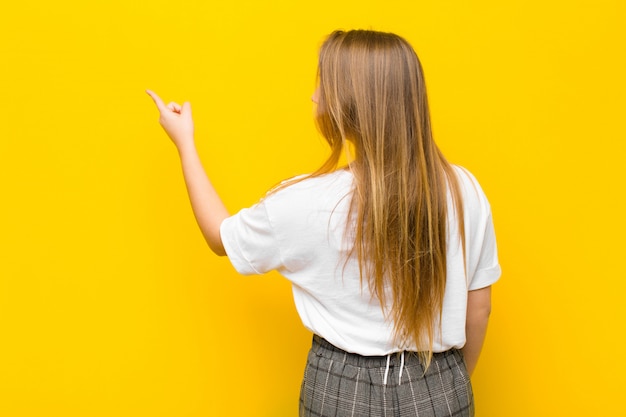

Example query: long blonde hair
[314,30,466,363]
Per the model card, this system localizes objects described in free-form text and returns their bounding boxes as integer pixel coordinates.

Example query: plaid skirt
[299,335,474,417]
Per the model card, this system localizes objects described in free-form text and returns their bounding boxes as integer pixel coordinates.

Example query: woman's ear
[311,86,320,104]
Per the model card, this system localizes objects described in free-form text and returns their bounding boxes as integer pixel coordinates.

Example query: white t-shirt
[220,166,501,355]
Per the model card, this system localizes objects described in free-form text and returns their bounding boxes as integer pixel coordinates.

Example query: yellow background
[1,0,624,416]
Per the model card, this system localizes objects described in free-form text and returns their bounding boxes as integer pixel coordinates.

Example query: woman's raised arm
[146,90,229,256]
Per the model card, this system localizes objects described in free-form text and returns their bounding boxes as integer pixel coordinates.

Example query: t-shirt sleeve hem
[468,264,502,291]
[220,216,261,276]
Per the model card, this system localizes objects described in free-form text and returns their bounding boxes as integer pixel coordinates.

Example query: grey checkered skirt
[299,335,474,417]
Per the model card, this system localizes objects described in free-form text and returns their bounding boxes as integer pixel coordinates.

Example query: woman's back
[220,165,500,356]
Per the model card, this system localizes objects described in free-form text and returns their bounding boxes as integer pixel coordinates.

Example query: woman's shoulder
[259,169,354,224]
[451,164,478,184]
[450,164,493,212]
[271,169,353,196]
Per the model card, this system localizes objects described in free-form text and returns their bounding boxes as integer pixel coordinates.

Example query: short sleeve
[219,200,283,275]
[468,212,502,290]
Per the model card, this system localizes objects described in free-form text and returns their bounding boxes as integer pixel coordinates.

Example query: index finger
[146,89,167,112]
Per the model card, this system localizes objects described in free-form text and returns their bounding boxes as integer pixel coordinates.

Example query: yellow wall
[1,1,624,416]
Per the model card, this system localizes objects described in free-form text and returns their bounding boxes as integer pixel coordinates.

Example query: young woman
[147,29,500,417]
